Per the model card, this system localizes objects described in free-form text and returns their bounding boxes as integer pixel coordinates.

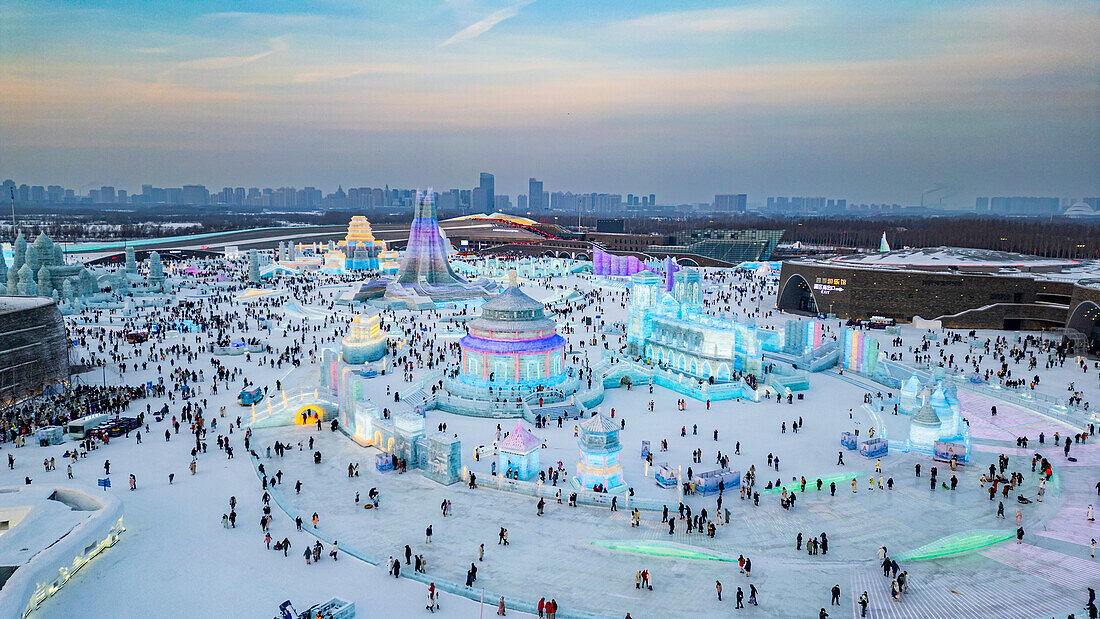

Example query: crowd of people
[2,256,1095,619]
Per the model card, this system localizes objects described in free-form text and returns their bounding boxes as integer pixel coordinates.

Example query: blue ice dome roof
[481,285,545,316]
[469,284,557,333]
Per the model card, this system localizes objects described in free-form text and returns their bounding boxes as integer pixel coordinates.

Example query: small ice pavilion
[497,422,541,481]
[573,413,626,493]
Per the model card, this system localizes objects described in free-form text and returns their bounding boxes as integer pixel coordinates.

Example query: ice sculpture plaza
[4,230,1097,619]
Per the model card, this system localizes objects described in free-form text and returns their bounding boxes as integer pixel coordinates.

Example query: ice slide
[282,299,329,321]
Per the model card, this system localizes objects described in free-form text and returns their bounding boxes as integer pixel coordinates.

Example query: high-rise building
[528,178,544,211]
[181,185,209,206]
[478,173,494,213]
[98,186,115,203]
[472,188,485,214]
[975,197,990,212]
[517,194,528,211]
[713,194,747,212]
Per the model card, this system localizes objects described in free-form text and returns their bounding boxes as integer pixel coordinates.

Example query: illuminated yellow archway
[296,405,325,424]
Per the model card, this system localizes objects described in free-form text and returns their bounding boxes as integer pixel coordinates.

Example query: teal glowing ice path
[590,540,735,562]
[893,529,1015,561]
[761,471,866,495]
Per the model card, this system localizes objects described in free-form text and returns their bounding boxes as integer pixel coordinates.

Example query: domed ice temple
[440,273,580,414]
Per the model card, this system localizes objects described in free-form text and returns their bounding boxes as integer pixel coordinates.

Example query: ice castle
[627,268,763,381]
[326,216,387,271]
[904,381,970,459]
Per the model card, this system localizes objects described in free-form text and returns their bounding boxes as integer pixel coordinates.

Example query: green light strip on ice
[893,530,1014,561]
[590,540,734,562]
[761,471,866,495]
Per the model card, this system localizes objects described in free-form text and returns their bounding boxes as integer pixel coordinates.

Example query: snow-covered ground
[1,263,1096,619]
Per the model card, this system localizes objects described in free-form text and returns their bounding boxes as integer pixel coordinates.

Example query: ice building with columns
[627,268,763,381]
[452,274,569,394]
[573,413,625,493]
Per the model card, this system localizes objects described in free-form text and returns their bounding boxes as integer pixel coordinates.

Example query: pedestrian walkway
[981,541,1099,592]
[849,554,1077,619]
[1033,503,1099,547]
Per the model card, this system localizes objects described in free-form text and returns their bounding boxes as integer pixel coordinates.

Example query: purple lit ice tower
[385,188,495,306]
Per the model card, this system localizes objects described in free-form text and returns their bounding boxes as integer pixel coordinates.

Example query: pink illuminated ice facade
[455,282,567,390]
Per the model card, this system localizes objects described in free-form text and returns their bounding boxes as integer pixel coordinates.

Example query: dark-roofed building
[776,247,1099,339]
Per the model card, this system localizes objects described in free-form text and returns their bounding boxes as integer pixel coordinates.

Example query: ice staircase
[398,388,430,412]
[533,402,582,420]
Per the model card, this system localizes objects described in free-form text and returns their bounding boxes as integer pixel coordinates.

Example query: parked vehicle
[239,387,264,405]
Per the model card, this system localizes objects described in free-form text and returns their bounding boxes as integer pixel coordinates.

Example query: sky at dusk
[1,1,1098,205]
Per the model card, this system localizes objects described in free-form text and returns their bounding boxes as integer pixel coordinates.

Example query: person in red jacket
[537,598,545,618]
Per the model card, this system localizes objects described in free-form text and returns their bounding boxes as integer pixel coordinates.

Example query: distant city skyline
[6,177,1095,218]
[1,1,1097,205]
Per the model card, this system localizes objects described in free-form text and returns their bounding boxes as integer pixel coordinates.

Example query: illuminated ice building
[627,268,763,381]
[441,273,577,414]
[573,413,626,493]
[342,216,387,270]
[340,313,387,364]
[383,189,495,309]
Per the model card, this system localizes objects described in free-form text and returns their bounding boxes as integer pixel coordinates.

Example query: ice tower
[384,189,494,307]
[573,413,625,493]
